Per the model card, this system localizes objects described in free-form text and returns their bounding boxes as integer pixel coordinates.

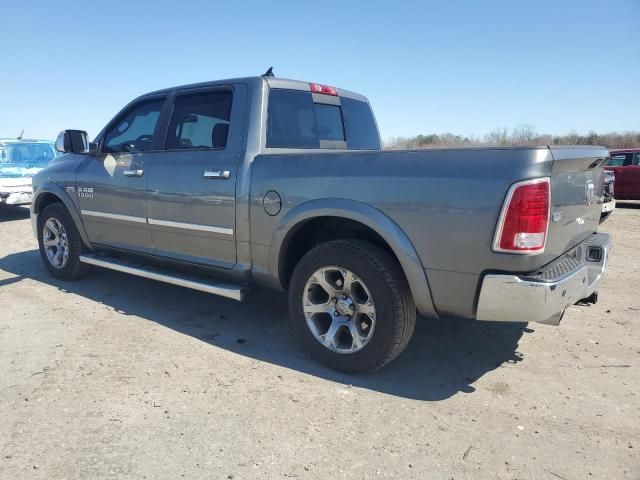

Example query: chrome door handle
[123,169,144,177]
[204,170,230,179]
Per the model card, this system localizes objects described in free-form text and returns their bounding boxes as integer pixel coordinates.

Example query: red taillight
[309,83,338,96]
[494,178,550,253]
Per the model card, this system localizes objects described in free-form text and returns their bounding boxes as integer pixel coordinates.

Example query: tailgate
[546,147,609,258]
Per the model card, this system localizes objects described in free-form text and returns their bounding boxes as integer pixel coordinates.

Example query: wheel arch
[31,183,92,249]
[270,199,437,318]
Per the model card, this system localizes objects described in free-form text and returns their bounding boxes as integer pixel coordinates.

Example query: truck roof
[141,76,369,103]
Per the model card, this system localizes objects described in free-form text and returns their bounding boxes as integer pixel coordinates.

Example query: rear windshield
[267,89,380,150]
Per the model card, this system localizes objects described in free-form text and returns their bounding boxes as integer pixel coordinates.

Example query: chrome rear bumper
[476,233,611,325]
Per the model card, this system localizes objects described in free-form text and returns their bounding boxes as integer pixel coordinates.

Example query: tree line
[385,125,640,150]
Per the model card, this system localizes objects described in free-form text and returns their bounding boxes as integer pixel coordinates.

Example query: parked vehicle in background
[606,148,640,200]
[30,74,612,372]
[0,139,58,206]
[600,169,615,222]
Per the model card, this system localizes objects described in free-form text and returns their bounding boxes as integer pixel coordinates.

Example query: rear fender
[269,198,438,318]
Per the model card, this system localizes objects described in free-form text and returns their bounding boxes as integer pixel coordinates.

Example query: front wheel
[288,240,416,373]
[37,203,90,280]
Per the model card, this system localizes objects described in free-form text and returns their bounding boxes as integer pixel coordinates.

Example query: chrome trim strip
[80,211,234,236]
[79,254,244,301]
[81,210,147,224]
[148,218,233,236]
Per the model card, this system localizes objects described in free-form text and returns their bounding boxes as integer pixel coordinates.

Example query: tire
[288,239,416,373]
[37,203,90,280]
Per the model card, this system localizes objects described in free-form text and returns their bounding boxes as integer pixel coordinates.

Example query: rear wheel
[37,203,90,280]
[288,240,416,373]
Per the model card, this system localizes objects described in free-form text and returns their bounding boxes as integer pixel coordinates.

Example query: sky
[1,0,638,142]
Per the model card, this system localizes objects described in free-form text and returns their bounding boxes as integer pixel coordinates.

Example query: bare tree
[511,124,538,145]
[484,127,509,146]
[384,128,639,150]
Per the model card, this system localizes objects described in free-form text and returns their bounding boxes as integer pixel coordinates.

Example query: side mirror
[55,130,97,154]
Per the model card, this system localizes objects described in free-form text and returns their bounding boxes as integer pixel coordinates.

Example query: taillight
[493,178,550,254]
[309,83,338,96]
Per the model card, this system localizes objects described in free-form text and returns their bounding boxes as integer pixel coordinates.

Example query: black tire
[37,203,90,280]
[288,239,416,373]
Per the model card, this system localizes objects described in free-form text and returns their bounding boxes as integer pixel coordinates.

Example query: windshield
[0,142,57,178]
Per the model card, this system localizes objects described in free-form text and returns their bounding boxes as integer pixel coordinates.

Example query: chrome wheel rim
[302,266,376,354]
[42,217,69,269]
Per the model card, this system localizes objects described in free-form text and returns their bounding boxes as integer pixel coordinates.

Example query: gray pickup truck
[31,74,611,372]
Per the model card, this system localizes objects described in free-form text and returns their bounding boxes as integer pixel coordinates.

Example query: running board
[79,254,246,301]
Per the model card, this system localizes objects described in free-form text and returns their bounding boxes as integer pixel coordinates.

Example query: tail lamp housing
[493,177,550,254]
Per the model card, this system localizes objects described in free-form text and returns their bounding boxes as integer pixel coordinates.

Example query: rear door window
[164,90,232,150]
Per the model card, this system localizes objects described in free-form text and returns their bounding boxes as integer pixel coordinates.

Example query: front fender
[269,198,437,318]
[31,182,92,248]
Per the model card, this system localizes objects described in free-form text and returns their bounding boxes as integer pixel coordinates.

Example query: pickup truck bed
[30,74,612,372]
[250,146,608,319]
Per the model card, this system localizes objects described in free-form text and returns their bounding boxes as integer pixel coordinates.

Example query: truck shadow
[0,249,527,401]
[0,206,30,223]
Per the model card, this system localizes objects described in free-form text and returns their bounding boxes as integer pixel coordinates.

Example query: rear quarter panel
[249,147,556,318]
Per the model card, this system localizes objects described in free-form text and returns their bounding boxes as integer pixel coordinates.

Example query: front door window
[102,100,164,153]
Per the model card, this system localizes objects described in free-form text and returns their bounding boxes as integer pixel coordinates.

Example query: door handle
[204,170,231,179]
[123,169,144,177]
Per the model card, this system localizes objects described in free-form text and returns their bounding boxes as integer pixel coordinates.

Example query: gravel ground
[0,203,638,480]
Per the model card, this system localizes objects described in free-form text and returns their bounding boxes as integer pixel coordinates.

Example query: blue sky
[1,0,638,141]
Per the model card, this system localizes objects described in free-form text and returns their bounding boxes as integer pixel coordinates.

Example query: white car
[0,138,58,206]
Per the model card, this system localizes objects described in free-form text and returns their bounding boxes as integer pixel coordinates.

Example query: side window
[633,153,640,166]
[607,154,627,166]
[103,99,164,153]
[164,90,232,150]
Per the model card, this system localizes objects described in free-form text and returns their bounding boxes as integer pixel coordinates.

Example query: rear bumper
[476,233,611,325]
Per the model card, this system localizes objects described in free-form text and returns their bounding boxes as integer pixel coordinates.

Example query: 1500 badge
[78,187,94,198]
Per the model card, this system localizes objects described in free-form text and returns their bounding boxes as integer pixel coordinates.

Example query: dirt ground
[0,203,638,480]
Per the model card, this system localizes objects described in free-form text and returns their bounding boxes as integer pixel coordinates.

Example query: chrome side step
[79,254,246,301]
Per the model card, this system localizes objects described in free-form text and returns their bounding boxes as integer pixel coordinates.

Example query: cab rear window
[267,89,379,150]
